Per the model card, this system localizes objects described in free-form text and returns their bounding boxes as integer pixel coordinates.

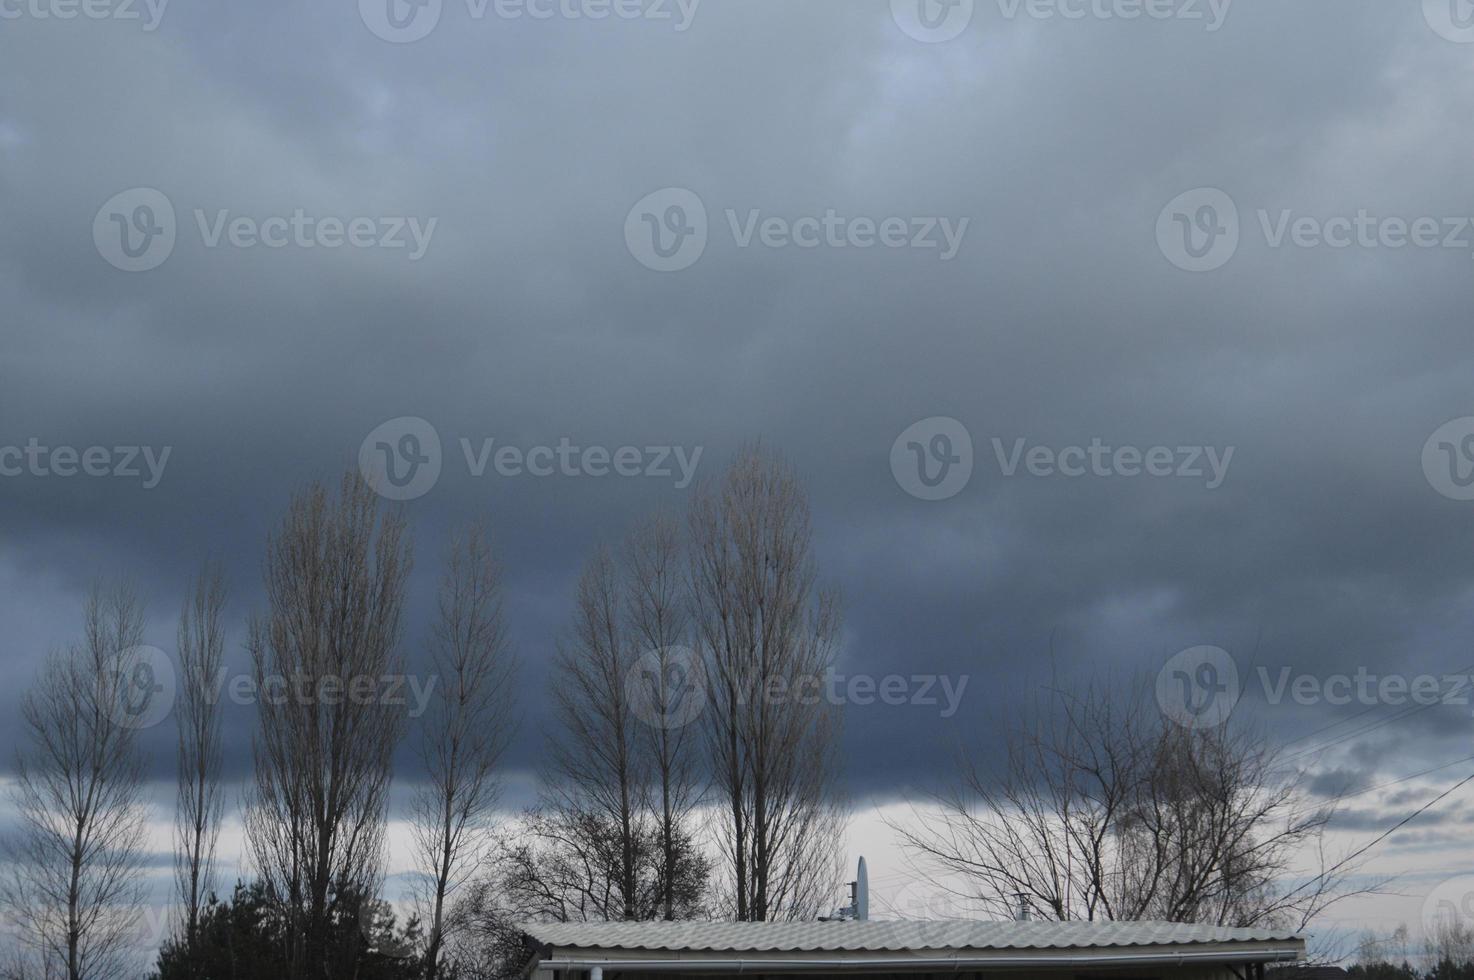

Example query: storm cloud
[2,0,1474,939]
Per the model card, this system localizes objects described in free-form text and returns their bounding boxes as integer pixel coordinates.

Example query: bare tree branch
[412,523,518,980]
[689,445,844,922]
[2,582,151,980]
[245,473,412,980]
[174,562,226,974]
[892,671,1373,929]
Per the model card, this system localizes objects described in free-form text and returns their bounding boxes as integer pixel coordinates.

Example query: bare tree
[491,804,707,925]
[893,672,1371,929]
[525,520,714,925]
[1426,919,1474,971]
[1348,924,1414,974]
[546,546,651,921]
[689,446,845,922]
[2,583,151,980]
[497,517,710,929]
[411,524,517,980]
[440,861,556,980]
[624,513,705,921]
[174,563,227,970]
[245,474,412,980]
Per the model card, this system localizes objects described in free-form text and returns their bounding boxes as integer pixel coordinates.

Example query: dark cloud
[1306,768,1373,799]
[3,1,1474,831]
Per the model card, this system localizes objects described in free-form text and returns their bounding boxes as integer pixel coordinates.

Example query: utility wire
[1277,661,1474,763]
[1339,755,1474,802]
[1278,766,1474,907]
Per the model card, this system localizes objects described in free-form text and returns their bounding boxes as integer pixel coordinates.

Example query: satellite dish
[856,856,869,922]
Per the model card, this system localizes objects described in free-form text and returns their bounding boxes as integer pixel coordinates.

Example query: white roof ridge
[519,919,1306,954]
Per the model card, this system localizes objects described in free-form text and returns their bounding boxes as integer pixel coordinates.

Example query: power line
[1282,694,1464,766]
[1280,701,1385,749]
[1339,754,1474,802]
[1278,766,1474,906]
[1284,753,1474,825]
[1276,661,1474,763]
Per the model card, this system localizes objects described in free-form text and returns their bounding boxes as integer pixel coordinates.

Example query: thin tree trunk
[412,524,516,980]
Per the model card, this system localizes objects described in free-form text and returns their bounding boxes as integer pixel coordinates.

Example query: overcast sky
[3,0,1474,956]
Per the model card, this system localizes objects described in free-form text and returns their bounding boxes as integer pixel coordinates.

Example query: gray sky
[3,0,1474,953]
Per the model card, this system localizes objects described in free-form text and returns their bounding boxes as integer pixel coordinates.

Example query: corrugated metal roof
[519,920,1303,954]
